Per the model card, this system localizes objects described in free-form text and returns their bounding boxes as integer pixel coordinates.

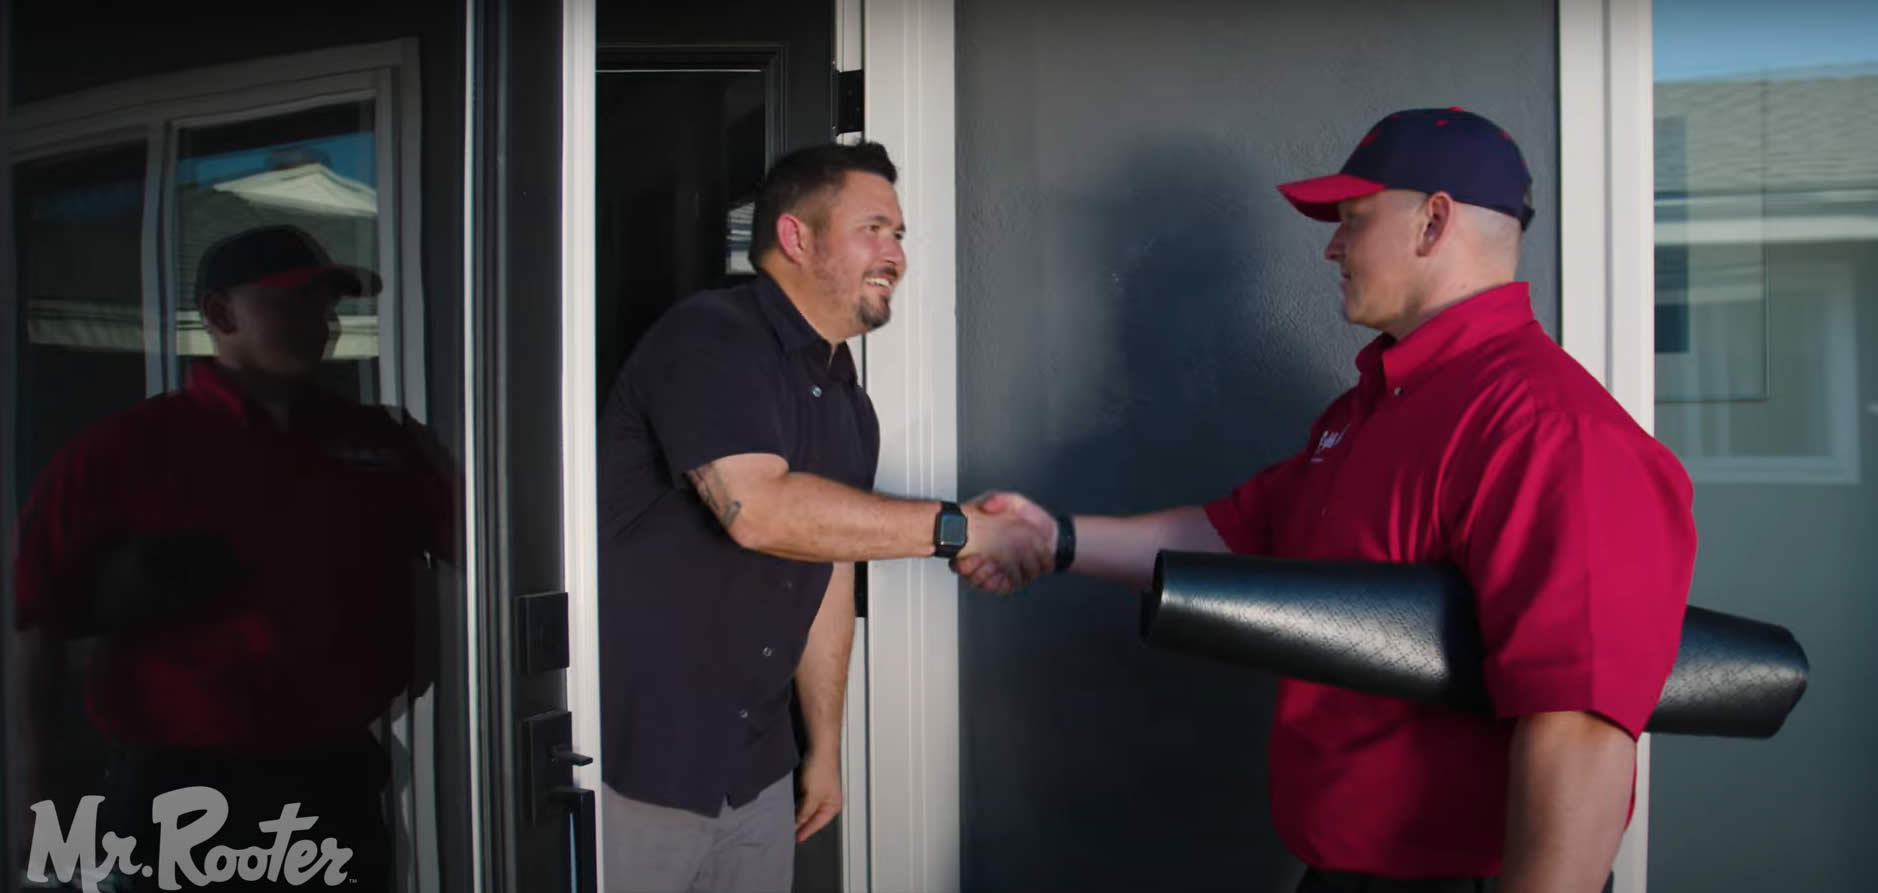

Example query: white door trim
[858,1,961,891]
[560,2,606,892]
[833,2,875,889]
[1558,1,1657,891]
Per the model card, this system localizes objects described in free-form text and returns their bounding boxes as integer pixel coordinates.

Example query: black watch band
[1053,513,1076,574]
[933,501,968,559]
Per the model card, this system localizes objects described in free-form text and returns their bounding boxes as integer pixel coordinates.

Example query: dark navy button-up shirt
[598,273,878,816]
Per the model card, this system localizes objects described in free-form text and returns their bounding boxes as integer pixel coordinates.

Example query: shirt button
[738,709,749,720]
[1393,386,1404,396]
[811,386,823,398]
[762,647,774,657]
[783,581,794,591]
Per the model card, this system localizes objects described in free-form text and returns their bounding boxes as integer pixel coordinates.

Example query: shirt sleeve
[634,315,792,483]
[1204,396,1354,555]
[1454,412,1696,739]
[1205,452,1309,556]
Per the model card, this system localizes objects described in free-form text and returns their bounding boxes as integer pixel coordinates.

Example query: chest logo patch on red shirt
[327,442,406,474]
[1311,427,1348,464]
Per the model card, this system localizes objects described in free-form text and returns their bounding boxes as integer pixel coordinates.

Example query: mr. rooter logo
[25,787,353,892]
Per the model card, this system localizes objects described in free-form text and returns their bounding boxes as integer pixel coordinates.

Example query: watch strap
[1053,513,1076,574]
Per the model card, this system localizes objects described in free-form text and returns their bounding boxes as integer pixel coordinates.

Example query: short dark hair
[749,141,897,267]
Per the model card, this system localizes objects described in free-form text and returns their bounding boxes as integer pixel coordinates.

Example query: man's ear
[200,290,237,335]
[1417,191,1456,257]
[775,211,815,265]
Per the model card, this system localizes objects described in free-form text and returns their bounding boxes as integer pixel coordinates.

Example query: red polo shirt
[14,361,450,754]
[1205,283,1694,879]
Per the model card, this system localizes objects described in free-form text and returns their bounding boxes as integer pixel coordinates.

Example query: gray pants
[604,774,795,893]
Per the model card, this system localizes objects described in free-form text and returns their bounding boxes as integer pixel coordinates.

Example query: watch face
[938,512,968,547]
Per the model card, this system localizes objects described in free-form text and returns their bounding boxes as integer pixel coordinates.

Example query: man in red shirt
[14,225,448,892]
[956,109,1695,892]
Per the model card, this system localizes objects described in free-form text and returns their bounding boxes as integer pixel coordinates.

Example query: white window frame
[1658,261,1861,486]
[1558,1,1657,891]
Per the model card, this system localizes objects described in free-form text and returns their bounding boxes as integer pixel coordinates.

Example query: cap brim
[1276,173,1388,222]
[254,265,384,297]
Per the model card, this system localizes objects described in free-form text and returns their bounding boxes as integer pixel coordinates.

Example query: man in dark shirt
[598,142,1041,892]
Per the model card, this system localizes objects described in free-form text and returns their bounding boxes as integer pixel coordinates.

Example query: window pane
[175,100,382,401]
[14,142,151,502]
[1650,2,1877,890]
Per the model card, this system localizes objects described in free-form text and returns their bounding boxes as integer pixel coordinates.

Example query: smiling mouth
[864,274,897,290]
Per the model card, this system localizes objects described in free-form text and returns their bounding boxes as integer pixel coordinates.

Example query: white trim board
[560,3,606,893]
[858,1,961,891]
[834,3,875,890]
[1559,1,1657,891]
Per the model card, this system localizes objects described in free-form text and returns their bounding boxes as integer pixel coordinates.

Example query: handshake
[948,492,1063,595]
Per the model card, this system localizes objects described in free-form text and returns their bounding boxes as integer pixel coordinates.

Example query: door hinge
[836,69,864,136]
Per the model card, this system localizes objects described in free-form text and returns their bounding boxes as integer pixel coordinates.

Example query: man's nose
[1324,232,1346,263]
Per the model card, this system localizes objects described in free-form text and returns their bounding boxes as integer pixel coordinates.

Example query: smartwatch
[933,501,969,559]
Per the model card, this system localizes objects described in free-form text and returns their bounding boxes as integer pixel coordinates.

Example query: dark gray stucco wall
[955,2,1559,890]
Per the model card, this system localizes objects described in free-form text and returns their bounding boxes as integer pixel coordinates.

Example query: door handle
[552,745,594,766]
[554,785,598,893]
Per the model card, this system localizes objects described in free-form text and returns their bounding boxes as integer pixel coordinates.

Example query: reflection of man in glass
[14,225,448,892]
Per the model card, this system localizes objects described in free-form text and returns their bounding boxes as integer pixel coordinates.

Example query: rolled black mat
[1143,551,1809,738]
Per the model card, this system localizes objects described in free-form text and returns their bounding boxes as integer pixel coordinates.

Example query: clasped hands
[951,492,1058,594]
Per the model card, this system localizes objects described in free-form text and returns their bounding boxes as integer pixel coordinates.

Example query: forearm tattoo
[687,464,742,528]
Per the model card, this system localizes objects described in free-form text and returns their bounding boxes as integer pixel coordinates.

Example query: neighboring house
[25,160,382,360]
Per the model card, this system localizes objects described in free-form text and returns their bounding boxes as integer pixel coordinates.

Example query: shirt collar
[753,272,828,354]
[185,360,260,422]
[751,272,859,384]
[1356,282,1536,389]
[184,360,339,428]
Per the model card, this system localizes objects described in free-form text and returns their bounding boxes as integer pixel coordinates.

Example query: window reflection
[9,9,465,893]
[15,143,153,498]
[175,101,384,401]
[1650,2,1875,890]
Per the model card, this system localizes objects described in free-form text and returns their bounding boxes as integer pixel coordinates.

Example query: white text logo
[26,787,352,892]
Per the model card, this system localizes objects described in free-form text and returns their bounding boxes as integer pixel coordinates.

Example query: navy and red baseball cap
[195,224,383,304]
[1278,107,1534,230]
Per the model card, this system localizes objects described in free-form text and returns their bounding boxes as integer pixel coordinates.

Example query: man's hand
[954,492,1057,594]
[795,749,843,842]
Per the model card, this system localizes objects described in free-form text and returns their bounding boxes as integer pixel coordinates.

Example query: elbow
[724,500,781,554]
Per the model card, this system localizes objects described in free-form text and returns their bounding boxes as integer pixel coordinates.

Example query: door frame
[558,1,962,891]
[558,4,604,893]
[1,4,18,884]
[1557,0,1657,891]
[850,2,961,891]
